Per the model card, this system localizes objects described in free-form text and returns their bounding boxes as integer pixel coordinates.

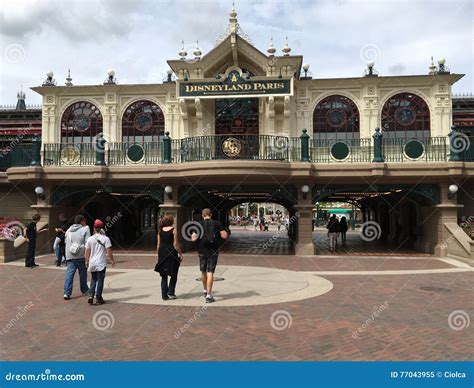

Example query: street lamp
[448,184,458,199]
[35,186,45,200]
[301,185,310,200]
[164,185,173,200]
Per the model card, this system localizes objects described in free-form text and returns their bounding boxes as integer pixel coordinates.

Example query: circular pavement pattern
[104,265,334,307]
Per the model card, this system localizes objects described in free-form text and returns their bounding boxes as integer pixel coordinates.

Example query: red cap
[94,219,104,228]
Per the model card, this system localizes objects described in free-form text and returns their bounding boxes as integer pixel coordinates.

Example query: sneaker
[162,296,169,301]
[203,291,207,298]
[63,295,70,300]
[167,294,177,300]
[205,295,215,304]
[95,297,105,305]
[87,297,94,305]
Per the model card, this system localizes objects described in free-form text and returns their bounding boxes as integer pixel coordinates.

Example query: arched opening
[312,95,360,141]
[121,100,165,143]
[60,101,103,143]
[381,92,430,140]
[52,188,162,250]
[312,185,437,255]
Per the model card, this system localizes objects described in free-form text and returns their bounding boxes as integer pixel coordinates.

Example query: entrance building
[1,5,473,262]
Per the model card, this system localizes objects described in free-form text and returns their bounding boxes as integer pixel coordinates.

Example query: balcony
[1,132,473,170]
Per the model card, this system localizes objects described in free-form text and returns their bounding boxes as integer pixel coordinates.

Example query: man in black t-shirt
[191,208,228,303]
[25,214,42,267]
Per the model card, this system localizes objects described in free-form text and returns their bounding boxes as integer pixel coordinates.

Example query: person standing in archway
[192,208,228,303]
[327,214,339,252]
[339,216,348,246]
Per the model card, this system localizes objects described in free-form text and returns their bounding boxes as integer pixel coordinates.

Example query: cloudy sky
[0,0,472,106]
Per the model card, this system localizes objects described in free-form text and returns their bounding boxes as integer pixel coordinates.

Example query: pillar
[433,183,463,256]
[294,186,315,256]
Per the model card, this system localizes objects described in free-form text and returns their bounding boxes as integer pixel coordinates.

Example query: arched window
[381,93,430,140]
[313,95,360,141]
[61,101,103,143]
[121,100,165,143]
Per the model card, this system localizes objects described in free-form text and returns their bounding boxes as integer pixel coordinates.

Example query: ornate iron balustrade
[43,143,96,166]
[0,143,33,170]
[311,138,373,163]
[382,137,447,162]
[2,132,473,169]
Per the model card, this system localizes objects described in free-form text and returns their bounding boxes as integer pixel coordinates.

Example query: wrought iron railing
[176,135,291,162]
[0,144,33,170]
[43,143,96,166]
[382,137,447,162]
[311,138,373,163]
[2,133,473,169]
[108,142,163,165]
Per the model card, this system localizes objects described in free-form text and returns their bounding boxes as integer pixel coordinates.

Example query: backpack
[201,220,217,247]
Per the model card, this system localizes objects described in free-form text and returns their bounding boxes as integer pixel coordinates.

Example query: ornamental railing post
[162,131,172,163]
[448,126,462,162]
[95,133,107,166]
[372,127,384,163]
[300,128,310,162]
[30,136,42,166]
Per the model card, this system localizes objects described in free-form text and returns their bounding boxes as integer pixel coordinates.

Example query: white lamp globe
[164,185,173,194]
[438,57,446,65]
[367,61,375,68]
[302,63,310,72]
[448,184,458,194]
[35,186,44,195]
[301,185,310,193]
[108,69,115,77]
[46,71,54,78]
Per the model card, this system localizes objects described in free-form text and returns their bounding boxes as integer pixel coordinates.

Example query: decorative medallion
[330,141,350,161]
[134,113,153,132]
[403,139,425,160]
[126,144,145,163]
[60,145,81,165]
[395,106,416,126]
[222,137,242,157]
[326,109,347,128]
[73,114,91,132]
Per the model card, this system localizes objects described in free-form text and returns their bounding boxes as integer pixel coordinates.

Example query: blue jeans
[54,246,63,265]
[89,269,106,299]
[64,258,89,297]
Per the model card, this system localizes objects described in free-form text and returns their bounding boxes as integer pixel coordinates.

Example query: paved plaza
[1,230,472,361]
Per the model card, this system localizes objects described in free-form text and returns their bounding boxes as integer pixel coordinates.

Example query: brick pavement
[0,252,472,361]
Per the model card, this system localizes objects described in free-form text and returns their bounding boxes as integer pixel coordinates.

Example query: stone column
[433,183,463,256]
[294,188,315,256]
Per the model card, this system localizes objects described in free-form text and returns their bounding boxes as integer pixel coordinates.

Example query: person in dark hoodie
[326,214,339,252]
[63,215,90,300]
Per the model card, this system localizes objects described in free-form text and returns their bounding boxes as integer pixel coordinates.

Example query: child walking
[85,219,115,305]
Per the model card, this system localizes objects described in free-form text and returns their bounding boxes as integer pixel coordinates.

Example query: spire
[215,1,252,46]
[65,69,73,86]
[428,56,436,75]
[179,40,187,60]
[282,36,291,56]
[267,37,276,58]
[16,85,26,111]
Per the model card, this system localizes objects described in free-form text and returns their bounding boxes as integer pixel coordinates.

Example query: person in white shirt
[85,219,115,305]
